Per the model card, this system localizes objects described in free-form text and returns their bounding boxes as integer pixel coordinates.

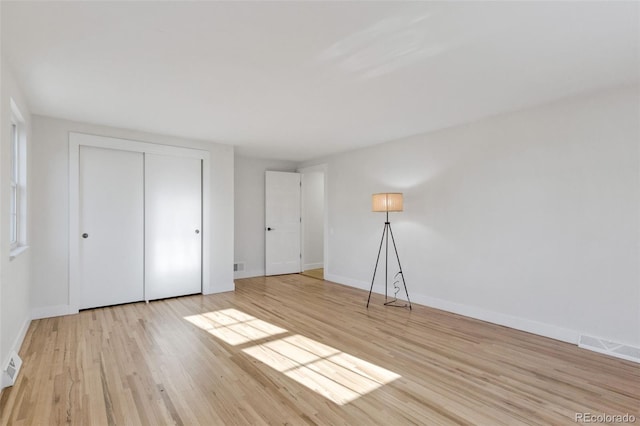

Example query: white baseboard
[411,293,578,344]
[234,269,265,279]
[324,273,578,344]
[32,304,74,320]
[11,317,30,358]
[32,284,237,318]
[303,263,323,271]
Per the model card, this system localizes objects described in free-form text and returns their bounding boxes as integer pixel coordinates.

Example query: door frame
[297,164,328,275]
[69,132,210,313]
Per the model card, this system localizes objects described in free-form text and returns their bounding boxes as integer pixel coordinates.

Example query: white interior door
[79,146,144,309]
[265,171,301,275]
[145,153,202,300]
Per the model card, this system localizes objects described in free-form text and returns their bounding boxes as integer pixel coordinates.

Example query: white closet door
[265,171,301,275]
[145,153,202,300]
[79,146,144,309]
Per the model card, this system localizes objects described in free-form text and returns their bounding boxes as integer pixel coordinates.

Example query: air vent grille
[579,335,639,363]
[1,351,22,389]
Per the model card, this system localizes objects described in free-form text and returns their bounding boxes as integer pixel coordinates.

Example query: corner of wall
[205,281,235,295]
[31,305,74,320]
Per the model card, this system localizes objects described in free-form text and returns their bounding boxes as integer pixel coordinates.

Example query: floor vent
[234,262,245,272]
[579,335,640,363]
[1,351,22,389]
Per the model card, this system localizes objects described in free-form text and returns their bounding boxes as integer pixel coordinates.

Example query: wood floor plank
[1,275,638,425]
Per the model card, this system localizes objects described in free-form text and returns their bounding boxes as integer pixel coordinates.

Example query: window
[10,100,26,255]
[10,121,18,247]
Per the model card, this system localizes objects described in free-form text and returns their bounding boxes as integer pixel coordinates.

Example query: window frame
[9,99,27,257]
[9,121,19,250]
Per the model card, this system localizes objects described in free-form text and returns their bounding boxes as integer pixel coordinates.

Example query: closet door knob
[82,233,89,239]
[195,229,200,234]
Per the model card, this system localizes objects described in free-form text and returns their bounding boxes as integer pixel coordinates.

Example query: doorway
[264,166,327,279]
[299,166,326,280]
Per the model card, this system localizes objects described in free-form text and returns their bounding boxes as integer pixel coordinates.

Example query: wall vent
[1,351,22,389]
[234,262,245,272]
[579,335,640,364]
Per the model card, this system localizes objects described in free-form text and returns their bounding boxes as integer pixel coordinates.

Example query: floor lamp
[366,193,412,309]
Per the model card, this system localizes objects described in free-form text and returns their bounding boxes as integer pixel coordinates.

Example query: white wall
[234,155,297,278]
[0,59,32,380]
[304,85,640,347]
[30,116,235,317]
[302,171,324,270]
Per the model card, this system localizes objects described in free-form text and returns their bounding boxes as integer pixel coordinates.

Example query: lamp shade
[372,193,403,212]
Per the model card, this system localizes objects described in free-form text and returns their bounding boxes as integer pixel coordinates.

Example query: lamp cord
[392,271,402,300]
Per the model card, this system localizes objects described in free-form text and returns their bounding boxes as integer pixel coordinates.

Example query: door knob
[267,227,274,231]
[82,233,89,239]
[195,229,200,234]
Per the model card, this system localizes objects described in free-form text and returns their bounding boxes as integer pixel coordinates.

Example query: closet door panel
[79,146,144,309]
[145,153,202,300]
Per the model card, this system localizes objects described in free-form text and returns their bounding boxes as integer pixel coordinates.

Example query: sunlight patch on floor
[243,334,401,405]
[184,308,288,346]
[185,309,400,405]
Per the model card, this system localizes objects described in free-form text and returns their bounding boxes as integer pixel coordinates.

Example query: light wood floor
[1,275,638,425]
[300,268,323,280]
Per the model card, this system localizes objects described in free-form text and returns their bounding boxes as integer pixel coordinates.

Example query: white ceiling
[2,1,638,161]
